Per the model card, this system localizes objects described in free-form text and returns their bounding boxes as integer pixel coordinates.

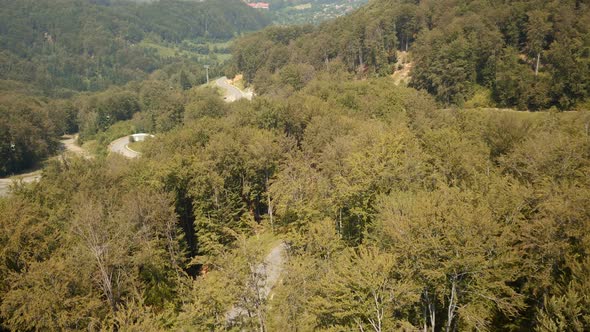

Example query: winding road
[3,88,282,321]
[108,136,141,158]
[0,171,41,197]
[215,76,253,102]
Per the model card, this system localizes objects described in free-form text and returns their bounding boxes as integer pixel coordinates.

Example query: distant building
[247,2,270,9]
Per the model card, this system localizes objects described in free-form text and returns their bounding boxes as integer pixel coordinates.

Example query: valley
[0,0,589,331]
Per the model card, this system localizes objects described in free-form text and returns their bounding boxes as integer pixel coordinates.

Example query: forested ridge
[0,0,269,94]
[2,77,590,330]
[0,0,269,175]
[1,0,590,331]
[231,0,590,110]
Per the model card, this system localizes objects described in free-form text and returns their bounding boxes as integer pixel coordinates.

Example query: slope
[231,0,590,110]
[0,0,270,94]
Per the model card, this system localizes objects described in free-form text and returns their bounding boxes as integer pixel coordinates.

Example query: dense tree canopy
[0,0,270,173]
[0,0,269,94]
[232,0,590,110]
[1,0,590,331]
[1,74,589,330]
[0,93,63,175]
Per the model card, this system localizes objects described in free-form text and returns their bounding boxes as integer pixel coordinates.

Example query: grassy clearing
[139,39,232,61]
[139,40,183,58]
[127,141,146,153]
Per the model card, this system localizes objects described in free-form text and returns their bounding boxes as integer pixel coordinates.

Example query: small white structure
[129,133,154,142]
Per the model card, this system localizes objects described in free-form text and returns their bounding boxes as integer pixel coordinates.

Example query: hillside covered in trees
[232,0,590,110]
[0,0,270,175]
[1,0,590,331]
[2,73,590,331]
[0,0,269,94]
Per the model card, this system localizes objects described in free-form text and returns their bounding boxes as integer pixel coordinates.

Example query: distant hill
[0,0,270,94]
[264,0,369,25]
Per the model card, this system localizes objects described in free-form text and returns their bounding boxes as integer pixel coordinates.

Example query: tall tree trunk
[535,52,540,76]
[430,299,436,332]
[257,309,266,332]
[446,276,458,332]
[369,290,383,332]
[424,307,428,332]
[266,175,274,233]
[338,209,343,238]
[423,289,436,332]
[429,292,436,332]
[359,45,364,68]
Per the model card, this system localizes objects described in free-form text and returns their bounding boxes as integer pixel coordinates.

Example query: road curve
[0,135,87,197]
[61,134,90,158]
[108,136,140,159]
[215,76,253,103]
[0,171,42,197]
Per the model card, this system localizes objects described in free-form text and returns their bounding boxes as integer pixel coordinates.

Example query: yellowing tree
[371,186,524,331]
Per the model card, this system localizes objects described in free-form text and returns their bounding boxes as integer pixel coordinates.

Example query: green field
[138,39,233,62]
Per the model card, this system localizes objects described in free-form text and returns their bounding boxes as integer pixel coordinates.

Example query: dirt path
[391,51,413,85]
[61,134,90,157]
[0,171,42,197]
[226,242,287,323]
[257,242,287,299]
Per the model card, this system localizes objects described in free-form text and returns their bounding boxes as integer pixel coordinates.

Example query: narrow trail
[61,134,90,157]
[226,242,288,323]
[257,242,287,300]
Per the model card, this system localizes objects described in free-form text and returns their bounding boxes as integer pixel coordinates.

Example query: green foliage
[233,0,590,110]
[372,187,524,330]
[1,2,590,327]
[1,75,589,331]
[0,93,60,176]
[0,158,185,330]
[0,0,270,94]
[310,246,418,330]
[231,1,404,86]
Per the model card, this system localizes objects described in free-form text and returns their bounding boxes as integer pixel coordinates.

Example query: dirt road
[216,76,253,102]
[0,171,42,197]
[61,134,90,157]
[0,135,87,197]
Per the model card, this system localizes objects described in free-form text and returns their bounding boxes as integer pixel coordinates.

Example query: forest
[1,0,590,331]
[0,0,269,175]
[0,0,269,94]
[232,0,590,110]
